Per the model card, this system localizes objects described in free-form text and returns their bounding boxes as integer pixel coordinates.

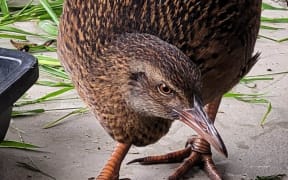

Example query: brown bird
[57,0,262,179]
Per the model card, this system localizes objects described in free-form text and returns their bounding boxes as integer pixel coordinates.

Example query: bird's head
[107,33,227,157]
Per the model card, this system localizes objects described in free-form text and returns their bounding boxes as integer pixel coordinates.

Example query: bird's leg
[96,142,131,180]
[128,97,223,180]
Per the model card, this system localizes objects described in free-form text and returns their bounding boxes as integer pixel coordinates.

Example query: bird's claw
[128,136,222,180]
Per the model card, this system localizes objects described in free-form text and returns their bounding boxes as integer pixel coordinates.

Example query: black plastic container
[0,48,38,141]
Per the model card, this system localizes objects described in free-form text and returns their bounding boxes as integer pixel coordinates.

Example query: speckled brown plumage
[57,0,262,179]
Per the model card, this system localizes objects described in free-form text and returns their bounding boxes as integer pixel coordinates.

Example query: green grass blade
[235,97,269,104]
[260,25,283,30]
[38,20,58,37]
[39,0,59,25]
[13,0,33,17]
[258,34,288,42]
[0,25,46,37]
[240,77,274,83]
[37,87,74,101]
[43,107,88,129]
[26,45,57,52]
[260,102,272,126]
[247,71,288,77]
[261,17,288,23]
[36,55,61,66]
[36,80,73,87]
[262,2,288,10]
[224,91,272,126]
[278,37,288,42]
[1,1,63,27]
[224,92,265,98]
[0,33,26,40]
[40,65,69,80]
[12,109,45,117]
[15,87,74,106]
[0,0,10,16]
[0,140,39,150]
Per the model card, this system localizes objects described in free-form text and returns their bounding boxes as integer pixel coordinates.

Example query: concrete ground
[0,1,288,180]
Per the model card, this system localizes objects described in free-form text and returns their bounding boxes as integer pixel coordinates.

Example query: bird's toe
[128,136,223,180]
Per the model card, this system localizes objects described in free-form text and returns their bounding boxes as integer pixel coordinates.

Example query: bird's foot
[91,143,131,180]
[128,135,222,180]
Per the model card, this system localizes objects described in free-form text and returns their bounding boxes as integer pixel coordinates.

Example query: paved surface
[0,1,288,180]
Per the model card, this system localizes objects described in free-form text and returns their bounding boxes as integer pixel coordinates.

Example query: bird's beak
[173,96,228,157]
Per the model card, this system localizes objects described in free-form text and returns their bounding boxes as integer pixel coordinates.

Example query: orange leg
[96,143,131,180]
[204,97,221,123]
[128,97,223,180]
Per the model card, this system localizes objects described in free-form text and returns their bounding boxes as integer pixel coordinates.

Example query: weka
[57,1,262,179]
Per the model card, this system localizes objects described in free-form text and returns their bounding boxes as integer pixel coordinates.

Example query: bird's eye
[157,83,173,96]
